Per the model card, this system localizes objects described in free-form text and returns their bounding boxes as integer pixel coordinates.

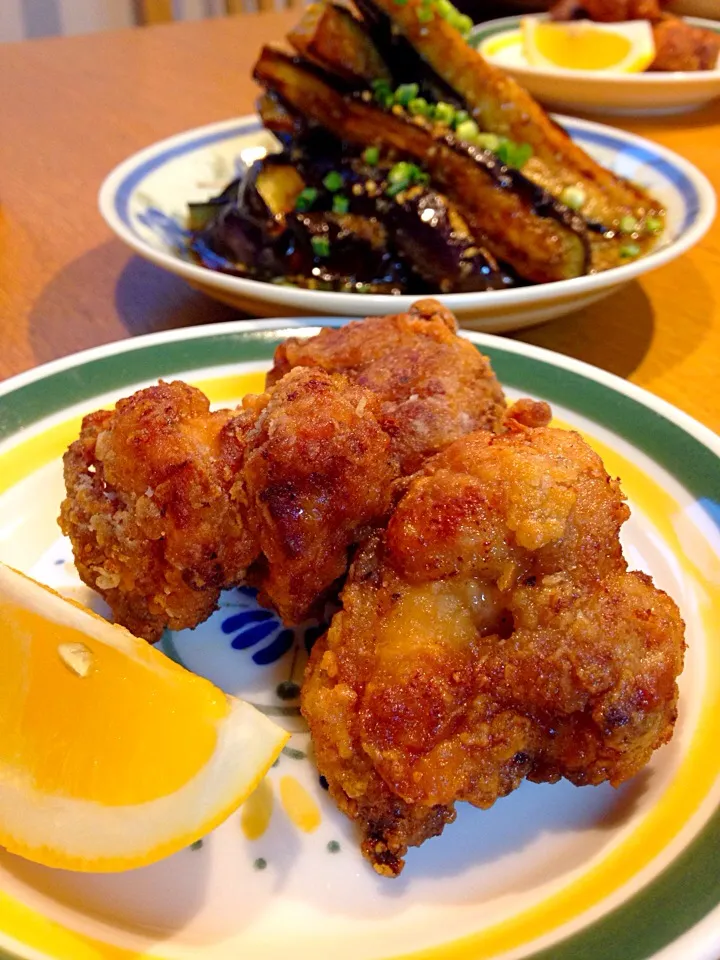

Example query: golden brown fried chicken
[60,370,399,639]
[59,381,255,642]
[228,367,398,624]
[550,0,669,21]
[267,299,507,474]
[650,16,720,71]
[302,423,686,876]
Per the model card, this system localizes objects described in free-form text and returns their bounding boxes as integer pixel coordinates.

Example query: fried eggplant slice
[363,0,662,230]
[288,3,391,85]
[254,48,588,284]
[289,140,512,292]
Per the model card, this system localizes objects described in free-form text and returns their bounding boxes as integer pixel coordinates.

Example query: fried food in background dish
[302,422,686,876]
[550,0,669,20]
[231,367,398,625]
[650,16,720,71]
[267,299,507,474]
[59,381,254,643]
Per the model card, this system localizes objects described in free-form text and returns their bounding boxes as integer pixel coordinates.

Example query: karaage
[267,299,507,474]
[229,367,398,624]
[59,381,254,642]
[61,303,508,638]
[302,422,686,875]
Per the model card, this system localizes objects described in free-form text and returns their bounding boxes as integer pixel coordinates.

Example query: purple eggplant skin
[385,189,514,293]
[287,143,515,292]
[189,156,419,293]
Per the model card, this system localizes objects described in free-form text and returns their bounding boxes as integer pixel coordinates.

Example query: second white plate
[471,15,720,115]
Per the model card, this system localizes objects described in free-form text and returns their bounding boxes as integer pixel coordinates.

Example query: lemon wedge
[522,18,656,73]
[0,562,289,872]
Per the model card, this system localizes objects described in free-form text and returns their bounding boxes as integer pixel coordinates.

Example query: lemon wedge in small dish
[522,18,656,73]
[0,562,289,872]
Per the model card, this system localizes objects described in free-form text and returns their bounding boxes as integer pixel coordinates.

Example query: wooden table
[1,13,719,433]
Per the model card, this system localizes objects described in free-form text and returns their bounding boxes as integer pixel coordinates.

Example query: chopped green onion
[436,0,454,16]
[322,170,344,193]
[452,109,469,129]
[416,5,434,22]
[389,161,416,184]
[332,194,349,215]
[496,140,533,169]
[371,78,394,107]
[645,216,663,235]
[560,185,586,211]
[455,118,480,142]
[434,101,456,125]
[362,145,380,166]
[620,215,639,234]
[475,132,501,152]
[620,242,641,258]
[311,235,331,258]
[455,12,473,34]
[393,0,409,6]
[408,97,430,116]
[294,187,319,212]
[386,161,428,197]
[395,82,419,107]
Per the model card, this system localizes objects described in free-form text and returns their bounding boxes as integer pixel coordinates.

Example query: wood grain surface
[0,13,718,432]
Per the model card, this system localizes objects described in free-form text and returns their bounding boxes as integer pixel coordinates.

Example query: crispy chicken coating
[60,370,399,639]
[59,381,254,642]
[650,16,720,72]
[229,367,398,624]
[267,299,507,474]
[550,0,669,21]
[302,424,686,876]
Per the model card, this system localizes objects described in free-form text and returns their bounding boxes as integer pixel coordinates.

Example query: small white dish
[471,14,720,115]
[99,114,715,333]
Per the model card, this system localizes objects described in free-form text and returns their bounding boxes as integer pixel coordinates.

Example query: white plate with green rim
[0,319,719,960]
[98,115,715,333]
[471,15,720,115]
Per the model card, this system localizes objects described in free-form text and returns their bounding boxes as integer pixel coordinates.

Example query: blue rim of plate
[112,117,701,236]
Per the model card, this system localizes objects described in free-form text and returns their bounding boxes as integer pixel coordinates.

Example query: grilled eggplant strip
[289,142,512,292]
[253,48,588,284]
[362,0,663,230]
[288,3,391,86]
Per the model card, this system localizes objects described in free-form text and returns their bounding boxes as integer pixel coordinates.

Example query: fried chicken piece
[227,367,398,624]
[267,299,507,475]
[60,370,399,638]
[650,16,720,71]
[550,0,669,21]
[302,424,686,876]
[59,381,255,642]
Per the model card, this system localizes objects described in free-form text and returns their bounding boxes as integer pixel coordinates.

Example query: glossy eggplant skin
[385,189,514,293]
[288,142,513,293]
[189,156,415,294]
[253,48,589,284]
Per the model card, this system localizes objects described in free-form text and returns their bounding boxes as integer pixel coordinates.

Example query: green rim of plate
[0,323,718,960]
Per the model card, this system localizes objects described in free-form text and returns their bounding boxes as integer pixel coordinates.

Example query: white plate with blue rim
[99,114,715,333]
[471,15,720,116]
